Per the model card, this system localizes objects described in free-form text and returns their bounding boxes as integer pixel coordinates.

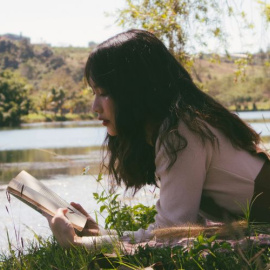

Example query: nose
[92,96,102,114]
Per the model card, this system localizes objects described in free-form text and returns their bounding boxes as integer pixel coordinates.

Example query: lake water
[0,112,270,253]
[236,110,270,120]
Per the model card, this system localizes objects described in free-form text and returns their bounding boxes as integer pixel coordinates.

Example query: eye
[92,86,109,97]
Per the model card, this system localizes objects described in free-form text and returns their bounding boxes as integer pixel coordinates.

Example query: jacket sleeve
[80,224,156,249]
[80,122,213,249]
[154,121,213,227]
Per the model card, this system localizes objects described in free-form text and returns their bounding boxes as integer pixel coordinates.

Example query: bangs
[84,47,117,95]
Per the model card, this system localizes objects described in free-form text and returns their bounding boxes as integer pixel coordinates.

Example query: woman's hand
[44,203,100,247]
[44,208,81,248]
[70,202,100,236]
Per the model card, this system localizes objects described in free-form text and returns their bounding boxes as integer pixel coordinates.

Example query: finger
[55,208,68,217]
[70,202,89,217]
[52,208,69,225]
[51,209,72,229]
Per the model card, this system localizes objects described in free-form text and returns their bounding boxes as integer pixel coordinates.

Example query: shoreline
[0,110,270,129]
[14,109,270,127]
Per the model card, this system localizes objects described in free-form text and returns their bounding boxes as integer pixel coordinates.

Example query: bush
[0,70,33,126]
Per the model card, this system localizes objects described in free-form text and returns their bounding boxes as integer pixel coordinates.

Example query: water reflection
[0,126,106,151]
[0,117,270,184]
[0,146,102,184]
[22,120,102,129]
[0,118,270,252]
[0,124,106,183]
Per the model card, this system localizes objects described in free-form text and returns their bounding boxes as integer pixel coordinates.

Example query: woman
[45,29,270,248]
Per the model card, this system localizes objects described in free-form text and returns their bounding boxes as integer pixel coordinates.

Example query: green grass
[0,236,97,270]
[21,112,94,123]
[1,174,270,269]
[1,230,270,269]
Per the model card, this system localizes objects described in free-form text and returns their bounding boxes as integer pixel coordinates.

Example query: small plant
[91,173,157,235]
[0,236,98,270]
[125,236,238,270]
[2,172,270,269]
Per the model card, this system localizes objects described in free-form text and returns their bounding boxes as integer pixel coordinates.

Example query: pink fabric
[154,121,265,226]
[120,234,270,255]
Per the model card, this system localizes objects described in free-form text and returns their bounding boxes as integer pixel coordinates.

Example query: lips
[99,118,109,126]
[103,120,110,126]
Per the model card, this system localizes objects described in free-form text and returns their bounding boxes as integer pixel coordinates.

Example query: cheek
[91,97,98,111]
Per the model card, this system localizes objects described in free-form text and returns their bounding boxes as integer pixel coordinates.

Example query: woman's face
[91,84,117,136]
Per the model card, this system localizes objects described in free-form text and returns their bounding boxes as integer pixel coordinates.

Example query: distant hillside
[0,36,269,126]
[191,54,270,110]
[0,36,94,93]
[0,37,98,125]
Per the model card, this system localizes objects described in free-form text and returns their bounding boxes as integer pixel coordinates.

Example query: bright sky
[0,0,125,47]
[0,0,269,53]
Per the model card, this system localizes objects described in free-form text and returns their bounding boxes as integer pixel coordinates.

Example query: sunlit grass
[1,174,270,269]
[0,235,98,270]
[1,227,270,270]
[21,112,94,123]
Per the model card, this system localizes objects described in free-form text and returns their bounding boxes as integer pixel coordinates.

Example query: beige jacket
[82,121,266,247]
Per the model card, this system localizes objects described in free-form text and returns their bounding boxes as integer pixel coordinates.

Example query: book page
[8,171,87,231]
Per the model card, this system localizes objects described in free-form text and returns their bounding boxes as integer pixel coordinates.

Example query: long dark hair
[85,29,261,191]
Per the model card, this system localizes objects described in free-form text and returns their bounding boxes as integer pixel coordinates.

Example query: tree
[0,40,18,54]
[70,88,93,115]
[38,47,54,60]
[116,0,263,62]
[18,39,34,61]
[259,2,270,22]
[40,67,77,92]
[50,87,66,116]
[48,56,65,70]
[116,0,270,111]
[0,70,32,126]
[39,91,52,114]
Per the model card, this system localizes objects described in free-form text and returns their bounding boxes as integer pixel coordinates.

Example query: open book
[7,170,87,232]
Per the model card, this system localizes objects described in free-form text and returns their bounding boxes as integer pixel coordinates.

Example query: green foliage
[0,40,19,69]
[18,39,34,61]
[2,232,269,269]
[128,234,270,269]
[258,1,270,22]
[0,236,97,270]
[2,232,270,269]
[2,173,270,269]
[117,0,253,59]
[92,176,157,235]
[21,112,94,123]
[1,32,270,124]
[38,91,51,113]
[192,55,270,110]
[0,39,93,123]
[70,88,93,115]
[207,74,270,110]
[48,56,65,70]
[126,236,237,269]
[0,70,33,126]
[117,0,270,95]
[50,87,66,116]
